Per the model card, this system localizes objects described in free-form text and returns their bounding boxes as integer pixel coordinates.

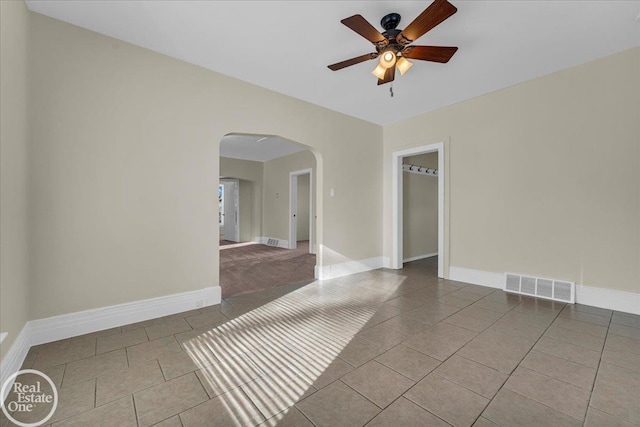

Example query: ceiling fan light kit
[328,0,459,86]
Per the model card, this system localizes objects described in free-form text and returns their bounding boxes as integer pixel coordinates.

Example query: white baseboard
[575,285,640,315]
[0,323,31,403]
[449,266,639,315]
[449,266,504,289]
[29,286,221,346]
[316,256,385,280]
[403,252,438,263]
[0,285,221,402]
[255,237,290,249]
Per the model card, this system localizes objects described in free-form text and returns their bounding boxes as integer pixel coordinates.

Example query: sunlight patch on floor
[184,270,406,425]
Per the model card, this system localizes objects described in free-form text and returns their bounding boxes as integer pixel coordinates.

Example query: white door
[221,179,239,242]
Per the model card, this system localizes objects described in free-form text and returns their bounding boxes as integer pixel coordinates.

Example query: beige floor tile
[469,300,514,315]
[362,305,403,329]
[356,324,410,351]
[127,335,182,365]
[590,362,640,424]
[500,310,556,329]
[450,290,486,302]
[51,396,136,427]
[259,407,313,427]
[403,304,460,325]
[121,317,165,332]
[96,328,148,354]
[568,304,612,318]
[151,415,183,427]
[341,361,414,408]
[488,317,547,340]
[12,378,96,425]
[520,350,597,390]
[96,359,165,406]
[374,315,431,336]
[62,348,127,387]
[146,318,193,341]
[366,397,449,427]
[14,364,66,390]
[584,407,636,427]
[544,325,605,352]
[482,388,581,427]
[241,370,316,419]
[433,355,507,399]
[134,372,208,427]
[309,358,354,390]
[179,387,265,427]
[552,317,608,338]
[601,347,640,372]
[559,309,611,326]
[605,334,640,355]
[337,336,387,367]
[163,308,207,322]
[195,355,263,398]
[457,330,535,374]
[472,417,500,427]
[458,305,506,322]
[404,374,489,427]
[612,312,640,329]
[184,310,227,328]
[296,381,380,427]
[504,367,590,421]
[403,323,477,361]
[157,350,205,380]
[32,340,96,369]
[533,336,602,368]
[610,323,640,340]
[383,296,427,311]
[460,285,496,296]
[438,295,474,309]
[375,345,441,381]
[443,312,495,333]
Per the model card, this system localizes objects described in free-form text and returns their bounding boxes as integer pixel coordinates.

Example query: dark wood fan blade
[403,46,458,63]
[328,53,378,71]
[377,65,395,85]
[341,15,388,47]
[398,0,457,45]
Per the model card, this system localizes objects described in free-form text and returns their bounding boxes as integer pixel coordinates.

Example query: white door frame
[392,142,445,278]
[220,178,240,242]
[289,168,314,253]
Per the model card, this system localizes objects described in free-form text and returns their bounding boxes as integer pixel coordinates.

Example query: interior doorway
[219,178,239,242]
[392,142,446,278]
[289,168,314,254]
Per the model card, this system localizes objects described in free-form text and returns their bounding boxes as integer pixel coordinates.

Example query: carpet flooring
[219,240,315,298]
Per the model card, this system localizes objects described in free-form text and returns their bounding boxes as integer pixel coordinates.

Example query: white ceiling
[220,134,307,162]
[26,1,640,125]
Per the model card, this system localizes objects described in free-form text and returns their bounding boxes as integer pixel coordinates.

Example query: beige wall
[297,173,311,241]
[385,47,640,293]
[262,151,316,247]
[0,1,31,360]
[403,153,438,260]
[28,12,382,319]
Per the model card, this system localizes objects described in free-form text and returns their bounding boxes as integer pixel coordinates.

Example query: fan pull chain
[390,83,394,98]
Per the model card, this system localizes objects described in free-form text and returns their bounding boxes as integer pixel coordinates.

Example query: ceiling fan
[328,0,458,85]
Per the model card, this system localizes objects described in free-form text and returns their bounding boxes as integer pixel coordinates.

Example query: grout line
[585,312,613,416]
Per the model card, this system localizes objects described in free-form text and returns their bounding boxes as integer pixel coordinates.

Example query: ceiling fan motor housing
[380,13,401,31]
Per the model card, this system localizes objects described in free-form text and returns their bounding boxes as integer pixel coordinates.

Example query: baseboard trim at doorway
[403,253,438,263]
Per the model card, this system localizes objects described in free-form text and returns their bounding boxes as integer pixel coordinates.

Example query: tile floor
[2,258,639,426]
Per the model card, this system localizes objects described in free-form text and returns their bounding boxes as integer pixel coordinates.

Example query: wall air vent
[504,273,575,303]
[266,238,279,247]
